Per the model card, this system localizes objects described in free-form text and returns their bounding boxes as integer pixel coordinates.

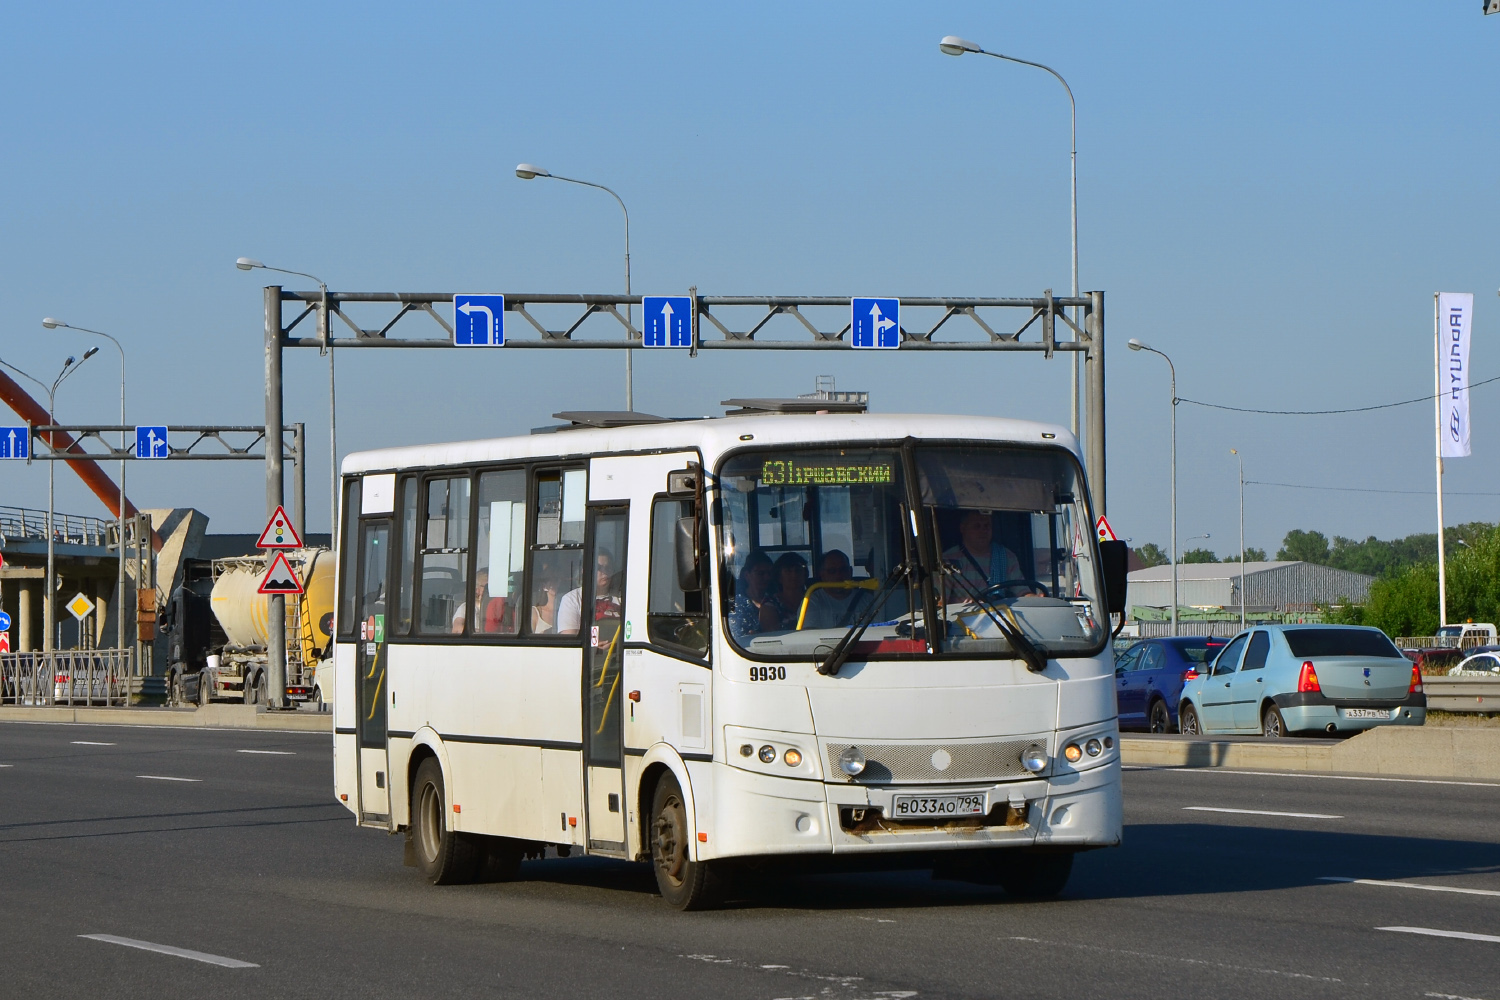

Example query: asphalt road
[1,721,1497,1000]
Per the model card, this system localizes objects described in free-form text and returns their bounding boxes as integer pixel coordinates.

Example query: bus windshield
[717,442,1107,660]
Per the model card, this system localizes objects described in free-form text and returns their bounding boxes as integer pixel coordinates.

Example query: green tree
[1133,543,1169,568]
[1235,547,1267,562]
[1181,548,1219,564]
[1277,529,1330,564]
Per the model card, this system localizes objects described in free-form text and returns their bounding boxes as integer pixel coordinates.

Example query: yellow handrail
[795,578,882,630]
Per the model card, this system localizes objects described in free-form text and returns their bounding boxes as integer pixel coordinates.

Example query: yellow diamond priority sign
[66,593,96,621]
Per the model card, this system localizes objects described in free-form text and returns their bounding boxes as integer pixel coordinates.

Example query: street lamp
[1129,337,1178,636]
[43,319,128,654]
[515,163,635,410]
[941,35,1080,437]
[0,349,98,654]
[237,258,333,539]
[1230,448,1245,630]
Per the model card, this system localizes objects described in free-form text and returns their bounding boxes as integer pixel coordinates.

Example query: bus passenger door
[355,518,392,826]
[582,505,629,855]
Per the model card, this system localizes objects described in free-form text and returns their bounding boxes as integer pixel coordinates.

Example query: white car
[1449,650,1500,676]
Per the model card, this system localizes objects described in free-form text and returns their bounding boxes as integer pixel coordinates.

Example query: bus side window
[395,476,418,636]
[475,469,526,635]
[648,498,710,657]
[337,477,361,637]
[418,475,471,634]
[529,470,585,636]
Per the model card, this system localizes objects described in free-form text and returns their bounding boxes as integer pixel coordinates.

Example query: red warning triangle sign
[256,505,304,549]
[258,551,305,595]
[1095,514,1118,543]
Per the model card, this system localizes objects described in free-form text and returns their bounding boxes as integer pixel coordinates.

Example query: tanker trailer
[165,548,334,706]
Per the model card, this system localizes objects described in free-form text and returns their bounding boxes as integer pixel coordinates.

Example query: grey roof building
[1126,560,1374,614]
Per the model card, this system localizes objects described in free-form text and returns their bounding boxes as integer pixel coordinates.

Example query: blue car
[1178,624,1426,737]
[1115,637,1227,733]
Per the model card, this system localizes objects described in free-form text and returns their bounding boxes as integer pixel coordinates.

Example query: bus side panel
[542,748,586,848]
[623,649,712,857]
[333,640,358,814]
[1054,662,1116,730]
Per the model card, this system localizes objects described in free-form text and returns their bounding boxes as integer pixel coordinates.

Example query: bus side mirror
[1099,540,1128,615]
[675,516,701,591]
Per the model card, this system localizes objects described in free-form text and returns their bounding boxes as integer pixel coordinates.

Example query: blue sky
[2,1,1498,558]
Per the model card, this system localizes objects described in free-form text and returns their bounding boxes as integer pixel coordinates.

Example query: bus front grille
[822,739,1037,784]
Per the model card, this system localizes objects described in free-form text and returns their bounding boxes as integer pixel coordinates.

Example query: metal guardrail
[0,505,112,547]
[0,650,134,707]
[1424,675,1500,713]
[1396,635,1493,650]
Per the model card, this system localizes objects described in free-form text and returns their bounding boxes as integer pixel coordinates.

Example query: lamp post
[1129,338,1177,636]
[1230,448,1245,630]
[42,320,127,653]
[0,350,97,653]
[940,35,1080,437]
[515,164,634,410]
[237,258,330,538]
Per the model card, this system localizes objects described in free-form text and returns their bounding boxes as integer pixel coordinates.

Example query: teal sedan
[1178,625,1425,738]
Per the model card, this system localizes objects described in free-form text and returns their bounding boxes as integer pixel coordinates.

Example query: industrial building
[1126,560,1375,615]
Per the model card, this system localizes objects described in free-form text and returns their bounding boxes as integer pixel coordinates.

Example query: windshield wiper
[943,568,1049,674]
[816,562,912,677]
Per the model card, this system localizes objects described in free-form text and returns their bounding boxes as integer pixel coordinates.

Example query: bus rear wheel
[412,757,480,885]
[649,773,723,910]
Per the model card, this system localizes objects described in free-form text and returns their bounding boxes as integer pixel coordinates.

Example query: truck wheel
[197,674,212,707]
[411,757,480,885]
[256,673,269,706]
[311,687,325,713]
[649,772,724,910]
[243,672,259,705]
[169,672,184,707]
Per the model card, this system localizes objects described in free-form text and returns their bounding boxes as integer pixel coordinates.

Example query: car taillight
[1408,664,1422,694]
[1297,661,1321,693]
[1182,668,1198,681]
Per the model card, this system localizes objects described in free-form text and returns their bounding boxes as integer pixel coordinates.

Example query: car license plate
[1342,708,1390,719]
[890,793,986,818]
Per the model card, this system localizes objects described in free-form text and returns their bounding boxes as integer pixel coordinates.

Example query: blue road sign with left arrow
[642,296,692,348]
[454,294,506,346]
[0,426,28,459]
[135,426,169,459]
[851,297,900,349]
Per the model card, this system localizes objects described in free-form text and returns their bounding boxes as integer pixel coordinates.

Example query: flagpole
[1435,292,1448,628]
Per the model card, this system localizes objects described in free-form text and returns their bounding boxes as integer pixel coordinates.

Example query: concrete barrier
[0,704,330,733]
[1122,725,1500,781]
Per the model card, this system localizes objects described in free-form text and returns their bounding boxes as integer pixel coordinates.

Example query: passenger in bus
[530,578,560,633]
[450,569,491,635]
[760,551,809,631]
[556,549,620,635]
[942,509,1025,602]
[801,549,872,630]
[728,550,774,641]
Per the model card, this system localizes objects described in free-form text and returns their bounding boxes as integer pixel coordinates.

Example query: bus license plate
[890,793,986,818]
[1342,708,1390,719]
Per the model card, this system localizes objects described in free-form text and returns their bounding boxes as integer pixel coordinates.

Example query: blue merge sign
[642,296,692,348]
[135,426,169,459]
[851,297,900,349]
[453,294,506,346]
[0,426,28,460]
[0,611,10,632]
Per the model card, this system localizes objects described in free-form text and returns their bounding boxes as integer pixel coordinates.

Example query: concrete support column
[18,581,35,652]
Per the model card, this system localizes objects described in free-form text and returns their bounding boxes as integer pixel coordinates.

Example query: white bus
[332,407,1128,908]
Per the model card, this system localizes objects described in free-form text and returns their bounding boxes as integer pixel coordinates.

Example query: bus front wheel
[411,757,480,885]
[649,773,723,910]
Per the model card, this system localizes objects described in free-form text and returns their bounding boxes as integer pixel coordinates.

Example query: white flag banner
[1438,292,1474,459]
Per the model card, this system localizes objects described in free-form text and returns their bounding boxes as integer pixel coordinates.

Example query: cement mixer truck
[161,548,336,707]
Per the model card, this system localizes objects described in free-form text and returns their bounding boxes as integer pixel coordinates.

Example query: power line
[1246,479,1500,497]
[1177,373,1500,416]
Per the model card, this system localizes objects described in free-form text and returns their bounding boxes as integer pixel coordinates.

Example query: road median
[0,704,331,733]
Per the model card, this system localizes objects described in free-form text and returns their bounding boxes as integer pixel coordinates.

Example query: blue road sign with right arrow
[851,297,901,349]
[135,426,169,459]
[642,296,692,348]
[454,294,506,346]
[0,427,28,459]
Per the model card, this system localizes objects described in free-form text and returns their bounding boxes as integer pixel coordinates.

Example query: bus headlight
[758,745,776,764]
[1085,738,1102,757]
[838,746,866,777]
[1020,746,1048,773]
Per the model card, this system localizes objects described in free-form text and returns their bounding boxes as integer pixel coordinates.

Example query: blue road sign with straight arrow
[135,426,169,459]
[851,297,900,349]
[642,296,692,348]
[454,294,506,346]
[0,426,28,459]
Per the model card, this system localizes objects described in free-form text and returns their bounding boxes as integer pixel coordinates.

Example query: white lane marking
[71,741,115,746]
[236,750,295,755]
[1127,765,1500,789]
[1003,936,1342,983]
[1380,926,1500,944]
[1183,806,1342,819]
[0,764,11,768]
[1322,877,1500,898]
[136,775,202,782]
[79,934,258,968]
[1426,992,1492,1000]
